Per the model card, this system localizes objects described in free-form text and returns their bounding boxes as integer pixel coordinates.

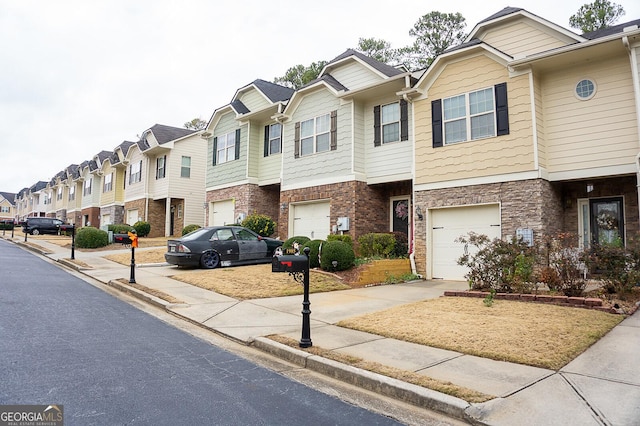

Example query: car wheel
[31,229,40,235]
[200,251,220,269]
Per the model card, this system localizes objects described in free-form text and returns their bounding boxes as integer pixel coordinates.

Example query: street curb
[105,279,169,310]
[252,337,475,423]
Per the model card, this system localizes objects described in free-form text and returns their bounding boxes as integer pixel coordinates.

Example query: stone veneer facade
[278,180,411,250]
[413,176,638,277]
[99,205,124,227]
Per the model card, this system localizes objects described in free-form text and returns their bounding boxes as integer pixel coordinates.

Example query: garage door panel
[431,205,500,281]
[210,200,234,226]
[292,202,330,241]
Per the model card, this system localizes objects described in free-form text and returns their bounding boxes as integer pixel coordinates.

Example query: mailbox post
[114,231,139,283]
[59,224,75,260]
[272,247,312,348]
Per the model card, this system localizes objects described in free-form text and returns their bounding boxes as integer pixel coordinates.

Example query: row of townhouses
[6,7,640,281]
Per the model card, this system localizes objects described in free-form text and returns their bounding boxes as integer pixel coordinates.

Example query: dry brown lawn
[104,247,166,264]
[171,265,351,299]
[337,297,624,370]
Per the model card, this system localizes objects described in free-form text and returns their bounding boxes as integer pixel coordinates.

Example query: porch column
[165,197,172,237]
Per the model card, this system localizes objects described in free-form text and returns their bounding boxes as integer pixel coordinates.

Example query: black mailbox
[272,255,308,273]
[114,233,132,245]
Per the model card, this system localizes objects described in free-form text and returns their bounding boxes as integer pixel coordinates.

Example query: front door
[391,198,410,236]
[590,197,624,246]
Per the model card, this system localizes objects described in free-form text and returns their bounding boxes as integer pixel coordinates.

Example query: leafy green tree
[184,117,207,130]
[273,61,327,89]
[355,37,402,65]
[400,11,467,70]
[569,0,625,33]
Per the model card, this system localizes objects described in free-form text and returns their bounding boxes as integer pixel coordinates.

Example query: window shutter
[432,99,443,148]
[212,136,217,165]
[264,125,269,157]
[330,110,337,151]
[400,99,408,141]
[128,164,132,184]
[495,83,509,136]
[373,105,381,147]
[294,122,300,158]
[162,155,166,178]
[235,129,241,160]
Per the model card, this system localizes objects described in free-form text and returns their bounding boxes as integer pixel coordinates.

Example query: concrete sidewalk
[6,235,640,425]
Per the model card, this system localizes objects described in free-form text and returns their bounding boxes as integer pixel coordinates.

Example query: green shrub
[0,221,14,230]
[391,231,409,257]
[75,226,109,249]
[320,240,355,271]
[108,224,134,234]
[589,233,640,294]
[301,239,325,269]
[456,232,538,293]
[133,221,151,237]
[241,213,276,237]
[327,234,353,247]
[283,236,311,253]
[541,232,587,297]
[182,224,201,236]
[358,233,396,258]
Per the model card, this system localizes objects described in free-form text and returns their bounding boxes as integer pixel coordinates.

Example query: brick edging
[443,290,639,315]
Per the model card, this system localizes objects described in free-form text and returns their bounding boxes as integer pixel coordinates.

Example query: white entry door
[291,202,330,240]
[431,204,501,281]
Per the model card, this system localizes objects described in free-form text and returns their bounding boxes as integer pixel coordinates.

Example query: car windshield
[181,228,214,241]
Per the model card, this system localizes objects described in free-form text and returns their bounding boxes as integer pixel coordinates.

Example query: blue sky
[1,0,638,193]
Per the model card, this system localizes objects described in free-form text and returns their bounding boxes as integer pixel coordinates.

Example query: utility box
[336,217,350,231]
[272,255,308,273]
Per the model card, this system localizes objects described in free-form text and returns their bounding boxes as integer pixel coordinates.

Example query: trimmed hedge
[133,221,150,237]
[182,224,201,236]
[283,236,311,252]
[320,240,355,271]
[358,233,396,258]
[327,234,353,247]
[75,226,109,249]
[301,239,324,269]
[241,213,276,237]
[108,224,134,234]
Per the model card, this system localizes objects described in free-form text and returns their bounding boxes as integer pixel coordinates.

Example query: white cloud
[1,0,638,193]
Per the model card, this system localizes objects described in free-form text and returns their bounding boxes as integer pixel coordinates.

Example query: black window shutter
[400,99,408,141]
[373,105,381,147]
[162,155,166,178]
[264,125,269,157]
[330,110,337,150]
[294,122,300,158]
[235,129,241,160]
[212,137,217,165]
[432,99,443,148]
[495,83,509,136]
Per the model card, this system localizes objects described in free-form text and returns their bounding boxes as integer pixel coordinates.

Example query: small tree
[184,117,207,130]
[569,0,625,33]
[241,213,276,237]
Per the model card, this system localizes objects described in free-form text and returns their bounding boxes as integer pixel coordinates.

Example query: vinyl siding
[149,154,169,197]
[247,122,260,178]
[238,89,269,113]
[206,113,247,187]
[114,167,125,203]
[353,102,365,174]
[481,19,569,58]
[124,147,146,202]
[100,162,115,206]
[533,76,547,169]
[329,62,383,91]
[414,54,535,185]
[167,134,206,227]
[542,55,637,173]
[283,89,352,187]
[364,96,412,182]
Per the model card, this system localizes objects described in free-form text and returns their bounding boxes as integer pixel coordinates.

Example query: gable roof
[582,18,640,40]
[323,49,404,78]
[252,79,295,103]
[145,124,196,145]
[0,191,16,203]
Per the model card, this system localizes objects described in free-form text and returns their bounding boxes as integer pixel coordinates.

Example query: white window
[267,123,281,155]
[216,132,236,164]
[103,173,113,192]
[156,156,166,179]
[0,206,9,213]
[84,178,92,196]
[300,113,331,156]
[68,186,75,201]
[575,79,596,100]
[129,160,142,184]
[57,187,63,200]
[381,103,400,143]
[444,87,495,144]
[181,156,191,178]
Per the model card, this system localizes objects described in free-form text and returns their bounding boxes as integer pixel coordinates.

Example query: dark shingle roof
[327,49,404,78]
[478,7,525,24]
[147,124,196,145]
[252,79,294,102]
[581,18,640,40]
[30,181,47,192]
[0,191,16,203]
[230,99,250,114]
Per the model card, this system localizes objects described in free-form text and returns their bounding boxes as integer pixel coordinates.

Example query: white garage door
[431,204,501,281]
[209,199,235,226]
[292,202,330,241]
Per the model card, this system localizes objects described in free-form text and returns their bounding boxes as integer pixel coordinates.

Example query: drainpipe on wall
[623,34,640,229]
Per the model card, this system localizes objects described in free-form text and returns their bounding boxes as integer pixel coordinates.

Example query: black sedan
[164,226,283,269]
